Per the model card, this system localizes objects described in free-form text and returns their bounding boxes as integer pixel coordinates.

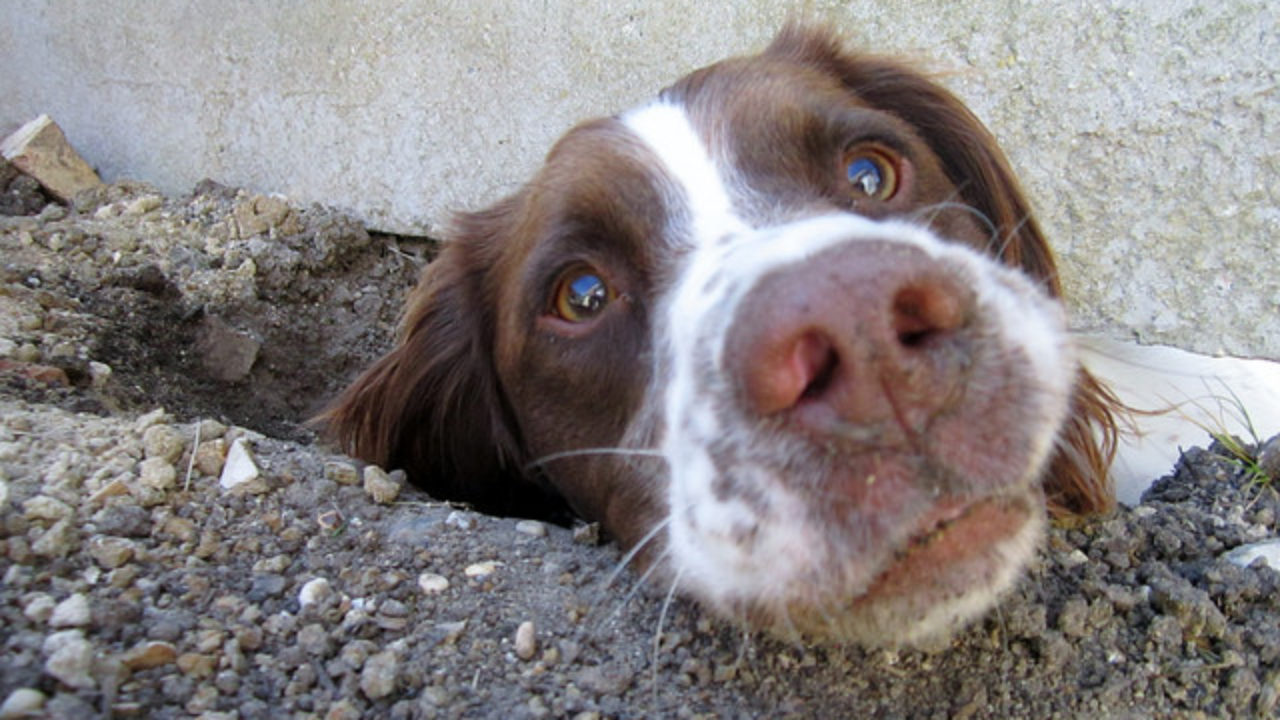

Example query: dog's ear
[322,200,568,518]
[769,26,1120,515]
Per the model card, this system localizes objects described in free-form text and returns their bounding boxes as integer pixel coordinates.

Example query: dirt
[1,181,1278,719]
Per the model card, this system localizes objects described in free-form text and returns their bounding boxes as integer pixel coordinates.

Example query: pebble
[360,649,399,699]
[515,620,538,660]
[1222,538,1280,570]
[138,456,178,490]
[194,438,228,477]
[86,535,134,569]
[43,630,96,689]
[219,438,265,493]
[298,577,334,609]
[49,593,91,628]
[143,424,186,463]
[0,688,47,719]
[22,494,74,521]
[22,594,55,623]
[31,518,76,558]
[323,460,360,486]
[465,561,500,578]
[362,465,401,504]
[516,519,548,537]
[417,572,450,594]
[121,640,177,670]
[88,360,113,388]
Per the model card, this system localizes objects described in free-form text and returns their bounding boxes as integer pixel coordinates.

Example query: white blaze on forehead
[620,101,749,244]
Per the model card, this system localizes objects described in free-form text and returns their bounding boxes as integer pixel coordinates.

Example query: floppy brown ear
[769,26,1120,515]
[321,201,569,519]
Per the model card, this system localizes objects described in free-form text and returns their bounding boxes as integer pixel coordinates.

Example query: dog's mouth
[856,494,1035,603]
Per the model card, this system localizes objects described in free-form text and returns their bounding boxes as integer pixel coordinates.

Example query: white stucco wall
[2,1,1277,358]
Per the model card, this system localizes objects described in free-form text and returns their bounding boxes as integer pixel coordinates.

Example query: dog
[325,26,1128,646]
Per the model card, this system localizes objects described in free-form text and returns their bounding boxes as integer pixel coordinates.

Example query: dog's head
[325,26,1118,646]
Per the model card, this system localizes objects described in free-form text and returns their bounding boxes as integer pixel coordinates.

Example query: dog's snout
[729,240,975,438]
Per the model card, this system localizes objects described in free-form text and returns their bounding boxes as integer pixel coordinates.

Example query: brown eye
[845,146,900,201]
[552,266,614,323]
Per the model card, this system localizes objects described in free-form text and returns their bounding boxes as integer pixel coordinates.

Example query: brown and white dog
[325,26,1126,646]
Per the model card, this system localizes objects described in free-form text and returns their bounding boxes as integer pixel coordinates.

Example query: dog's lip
[857,494,1033,600]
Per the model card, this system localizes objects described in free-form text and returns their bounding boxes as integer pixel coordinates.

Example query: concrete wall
[2,1,1277,359]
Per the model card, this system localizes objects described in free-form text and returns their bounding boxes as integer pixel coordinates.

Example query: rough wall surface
[1,1,1276,358]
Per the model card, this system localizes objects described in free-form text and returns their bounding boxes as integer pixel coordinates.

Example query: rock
[515,620,537,661]
[362,465,401,504]
[232,194,295,238]
[360,650,399,700]
[195,316,260,383]
[49,593,91,628]
[31,518,76,558]
[0,115,102,202]
[1223,539,1280,570]
[298,577,334,609]
[121,641,177,670]
[87,536,135,569]
[194,438,229,477]
[22,594,56,623]
[323,461,359,486]
[143,424,187,463]
[417,573,450,595]
[22,494,74,521]
[138,457,177,491]
[0,688,47,719]
[87,361,113,388]
[516,520,548,537]
[464,561,500,578]
[43,629,96,689]
[219,438,265,493]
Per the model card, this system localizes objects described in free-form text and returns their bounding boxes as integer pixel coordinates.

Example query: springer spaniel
[326,26,1127,646]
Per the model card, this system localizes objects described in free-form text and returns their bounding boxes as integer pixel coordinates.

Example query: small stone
[219,438,265,493]
[0,688,47,719]
[516,520,547,537]
[32,518,76,558]
[195,316,260,383]
[87,361,112,388]
[1223,539,1280,570]
[360,650,399,700]
[445,511,475,530]
[138,457,177,491]
[194,438,228,477]
[43,629,96,689]
[464,561,500,578]
[123,194,163,215]
[323,461,360,486]
[298,577,334,609]
[515,620,537,661]
[22,494,74,521]
[49,593,91,628]
[143,424,187,463]
[133,408,170,433]
[23,594,56,623]
[87,478,130,506]
[417,572,450,595]
[1,115,102,202]
[572,522,601,546]
[121,640,177,670]
[363,465,401,504]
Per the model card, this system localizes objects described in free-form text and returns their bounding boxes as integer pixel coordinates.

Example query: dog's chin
[682,486,1045,648]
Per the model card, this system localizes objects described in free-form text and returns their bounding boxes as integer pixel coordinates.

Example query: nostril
[797,333,839,402]
[892,284,966,348]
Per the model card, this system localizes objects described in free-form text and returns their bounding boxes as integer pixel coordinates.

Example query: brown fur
[322,25,1120,527]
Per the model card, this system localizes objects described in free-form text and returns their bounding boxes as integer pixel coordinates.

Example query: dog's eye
[845,147,899,201]
[552,266,613,323]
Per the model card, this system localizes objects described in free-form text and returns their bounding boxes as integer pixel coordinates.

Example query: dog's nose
[727,240,975,441]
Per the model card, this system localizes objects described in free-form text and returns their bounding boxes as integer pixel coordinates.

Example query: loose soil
[1,180,1278,719]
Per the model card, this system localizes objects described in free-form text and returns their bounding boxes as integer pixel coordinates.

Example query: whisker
[603,516,672,590]
[651,568,685,707]
[523,447,665,472]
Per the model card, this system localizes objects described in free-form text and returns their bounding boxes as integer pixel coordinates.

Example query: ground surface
[1,182,1278,719]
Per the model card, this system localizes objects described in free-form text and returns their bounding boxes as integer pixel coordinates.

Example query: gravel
[2,182,1279,718]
